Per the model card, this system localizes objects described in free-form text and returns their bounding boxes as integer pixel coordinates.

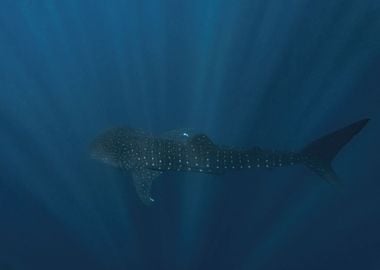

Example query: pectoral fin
[132,169,162,205]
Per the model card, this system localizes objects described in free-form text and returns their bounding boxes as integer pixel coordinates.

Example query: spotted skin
[90,119,369,205]
[90,128,303,204]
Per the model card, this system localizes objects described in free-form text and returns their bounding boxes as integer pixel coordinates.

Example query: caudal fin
[301,118,370,184]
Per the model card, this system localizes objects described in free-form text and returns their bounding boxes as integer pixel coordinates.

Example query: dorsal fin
[188,134,216,149]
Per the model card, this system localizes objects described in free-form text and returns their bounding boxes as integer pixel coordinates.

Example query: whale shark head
[89,128,132,167]
[90,127,149,169]
[90,129,121,167]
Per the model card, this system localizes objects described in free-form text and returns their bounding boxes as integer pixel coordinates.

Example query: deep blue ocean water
[0,0,379,269]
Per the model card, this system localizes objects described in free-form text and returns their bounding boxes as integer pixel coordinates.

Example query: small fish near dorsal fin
[132,169,162,205]
[161,128,196,143]
[188,134,216,150]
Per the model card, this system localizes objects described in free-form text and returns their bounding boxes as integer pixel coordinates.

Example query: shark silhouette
[90,119,369,205]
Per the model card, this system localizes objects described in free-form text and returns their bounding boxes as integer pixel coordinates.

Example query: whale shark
[90,119,369,205]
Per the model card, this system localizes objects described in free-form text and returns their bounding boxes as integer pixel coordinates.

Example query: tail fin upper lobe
[301,119,369,184]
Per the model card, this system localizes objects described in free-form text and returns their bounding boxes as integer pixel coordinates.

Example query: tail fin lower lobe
[301,118,369,184]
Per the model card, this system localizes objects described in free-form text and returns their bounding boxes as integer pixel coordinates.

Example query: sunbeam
[0,0,379,269]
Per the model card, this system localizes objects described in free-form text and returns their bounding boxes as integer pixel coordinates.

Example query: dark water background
[0,0,379,269]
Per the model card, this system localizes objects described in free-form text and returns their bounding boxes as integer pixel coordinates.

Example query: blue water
[0,0,379,269]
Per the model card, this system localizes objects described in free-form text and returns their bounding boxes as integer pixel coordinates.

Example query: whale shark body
[90,119,369,205]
